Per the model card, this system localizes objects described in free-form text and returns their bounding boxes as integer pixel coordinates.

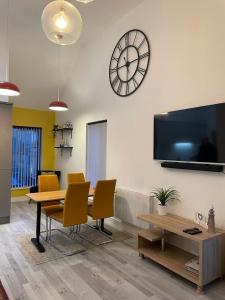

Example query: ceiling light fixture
[49,97,68,111]
[49,46,68,112]
[0,0,20,97]
[76,0,95,3]
[41,0,83,45]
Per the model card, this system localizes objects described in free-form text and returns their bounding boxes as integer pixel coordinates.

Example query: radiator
[114,187,154,229]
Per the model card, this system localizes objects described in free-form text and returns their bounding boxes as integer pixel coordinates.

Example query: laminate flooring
[0,200,224,300]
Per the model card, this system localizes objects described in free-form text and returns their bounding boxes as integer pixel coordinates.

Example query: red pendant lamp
[0,81,20,96]
[49,87,68,111]
[49,100,68,111]
[0,0,20,97]
[49,46,68,111]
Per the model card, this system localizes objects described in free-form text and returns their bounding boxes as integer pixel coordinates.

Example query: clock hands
[117,57,136,70]
[117,51,149,71]
[123,57,130,73]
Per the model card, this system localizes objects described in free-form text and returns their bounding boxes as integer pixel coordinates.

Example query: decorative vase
[158,204,167,216]
[207,207,216,234]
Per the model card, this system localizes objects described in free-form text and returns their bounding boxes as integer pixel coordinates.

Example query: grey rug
[49,229,85,256]
[79,224,132,245]
[16,231,85,265]
[16,225,132,265]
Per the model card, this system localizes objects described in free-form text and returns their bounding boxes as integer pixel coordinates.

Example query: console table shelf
[137,214,225,293]
[138,233,199,284]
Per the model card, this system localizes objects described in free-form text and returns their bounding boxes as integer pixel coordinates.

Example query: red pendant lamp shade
[0,81,20,96]
[49,100,68,111]
[0,0,21,98]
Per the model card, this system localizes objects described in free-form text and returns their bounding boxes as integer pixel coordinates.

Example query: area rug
[0,281,9,300]
[79,224,132,245]
[16,231,85,265]
[49,229,86,256]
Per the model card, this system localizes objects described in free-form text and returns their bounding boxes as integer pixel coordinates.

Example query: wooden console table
[137,213,225,293]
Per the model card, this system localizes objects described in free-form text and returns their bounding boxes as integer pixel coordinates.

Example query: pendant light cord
[5,0,10,81]
[57,45,62,102]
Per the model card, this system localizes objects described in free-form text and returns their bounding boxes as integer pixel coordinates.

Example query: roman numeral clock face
[109,29,150,97]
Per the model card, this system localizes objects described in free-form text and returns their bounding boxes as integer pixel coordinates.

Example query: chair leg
[69,226,73,235]
[49,218,52,241]
[100,218,112,235]
[80,220,113,246]
[87,219,100,231]
[47,224,85,256]
[45,216,49,240]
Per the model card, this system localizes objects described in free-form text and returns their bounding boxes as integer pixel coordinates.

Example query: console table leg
[161,229,165,251]
[196,286,204,294]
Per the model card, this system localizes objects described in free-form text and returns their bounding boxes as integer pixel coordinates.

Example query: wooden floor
[0,200,225,300]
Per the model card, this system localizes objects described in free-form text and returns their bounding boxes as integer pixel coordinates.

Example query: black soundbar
[161,161,223,172]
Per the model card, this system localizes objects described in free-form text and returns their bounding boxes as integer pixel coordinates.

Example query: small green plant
[151,187,179,206]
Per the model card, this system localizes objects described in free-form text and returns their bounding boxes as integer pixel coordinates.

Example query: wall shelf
[53,127,73,139]
[54,146,73,156]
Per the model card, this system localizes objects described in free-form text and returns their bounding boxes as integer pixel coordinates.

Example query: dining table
[26,188,96,253]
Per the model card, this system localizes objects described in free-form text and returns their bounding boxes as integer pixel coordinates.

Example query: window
[12,126,42,188]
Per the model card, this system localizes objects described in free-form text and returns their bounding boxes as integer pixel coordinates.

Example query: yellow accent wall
[11,107,55,197]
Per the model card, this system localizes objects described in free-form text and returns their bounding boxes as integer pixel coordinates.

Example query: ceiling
[8,0,143,110]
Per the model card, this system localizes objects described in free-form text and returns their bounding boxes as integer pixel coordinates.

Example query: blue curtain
[11,127,42,188]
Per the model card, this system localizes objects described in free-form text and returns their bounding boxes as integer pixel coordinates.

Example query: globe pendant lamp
[0,0,20,97]
[41,0,83,45]
[76,0,95,3]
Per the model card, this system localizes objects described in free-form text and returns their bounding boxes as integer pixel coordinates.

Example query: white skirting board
[114,187,154,229]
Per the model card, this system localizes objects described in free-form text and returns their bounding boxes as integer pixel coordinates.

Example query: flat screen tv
[154,103,225,164]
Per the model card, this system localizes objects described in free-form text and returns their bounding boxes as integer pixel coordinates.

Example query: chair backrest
[37,170,61,181]
[67,172,85,184]
[92,179,116,219]
[63,182,90,227]
[38,174,59,192]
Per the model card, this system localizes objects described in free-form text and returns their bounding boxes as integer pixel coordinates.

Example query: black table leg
[31,202,45,253]
[100,218,112,235]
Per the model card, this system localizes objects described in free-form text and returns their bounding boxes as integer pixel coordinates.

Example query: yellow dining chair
[67,172,94,203]
[46,182,90,254]
[38,174,63,239]
[67,172,85,184]
[87,179,116,242]
[38,174,59,192]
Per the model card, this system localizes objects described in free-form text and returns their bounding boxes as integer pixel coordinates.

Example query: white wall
[0,0,9,103]
[56,0,225,229]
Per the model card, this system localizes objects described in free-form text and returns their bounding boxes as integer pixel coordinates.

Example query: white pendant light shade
[41,0,83,45]
[76,0,95,3]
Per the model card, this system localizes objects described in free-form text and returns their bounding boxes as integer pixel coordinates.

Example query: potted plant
[151,187,179,216]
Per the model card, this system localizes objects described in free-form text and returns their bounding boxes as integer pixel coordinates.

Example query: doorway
[86,120,107,187]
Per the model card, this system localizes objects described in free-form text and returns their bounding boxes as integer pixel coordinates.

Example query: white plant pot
[158,204,168,216]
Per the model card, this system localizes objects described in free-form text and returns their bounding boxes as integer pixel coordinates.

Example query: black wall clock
[109,29,150,97]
